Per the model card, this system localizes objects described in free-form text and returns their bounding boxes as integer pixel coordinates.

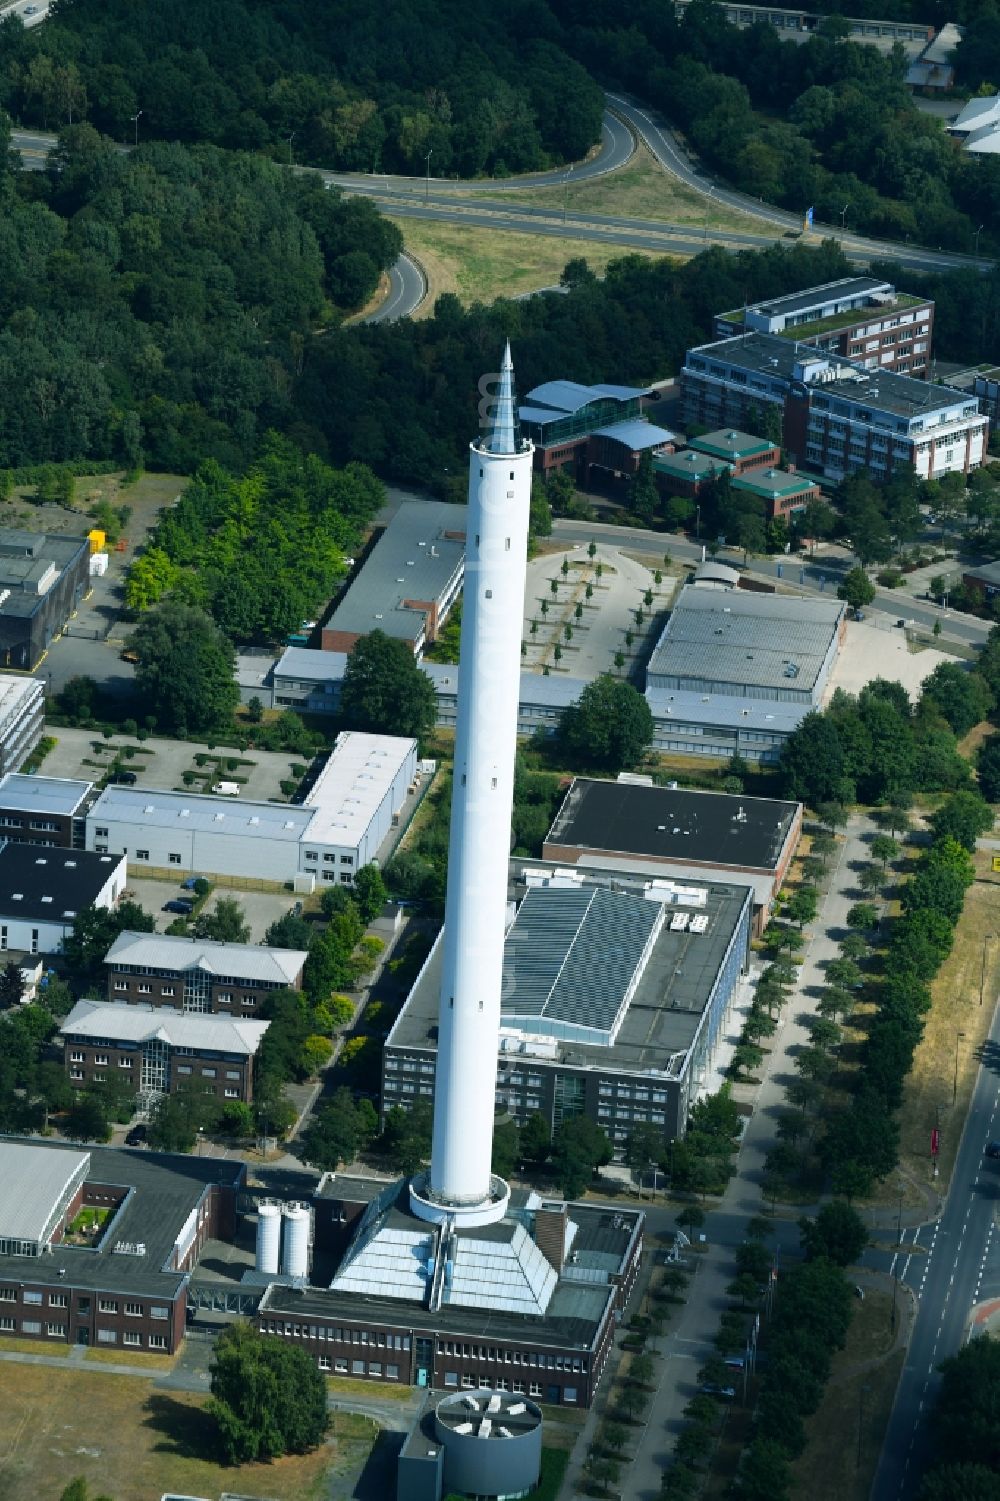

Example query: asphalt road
[608,93,992,277]
[551,517,992,647]
[872,998,1000,1500]
[11,96,987,283]
[325,107,636,196]
[0,0,49,28]
[362,251,426,324]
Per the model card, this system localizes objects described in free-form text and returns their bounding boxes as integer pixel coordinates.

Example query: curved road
[8,92,989,307]
[324,108,636,197]
[362,251,426,324]
[609,92,991,275]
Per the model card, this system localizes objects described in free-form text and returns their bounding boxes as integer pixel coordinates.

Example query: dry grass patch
[884,862,1000,1199]
[387,219,661,313]
[0,1364,352,1501]
[791,1287,907,1501]
[461,143,766,234]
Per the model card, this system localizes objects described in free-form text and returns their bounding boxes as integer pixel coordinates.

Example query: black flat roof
[0,846,124,922]
[0,852,123,918]
[0,1137,244,1298]
[545,779,800,874]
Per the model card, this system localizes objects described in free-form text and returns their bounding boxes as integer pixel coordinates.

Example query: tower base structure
[409,1171,510,1229]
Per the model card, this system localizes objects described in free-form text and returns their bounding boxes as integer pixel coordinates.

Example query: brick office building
[682,333,987,483]
[516,379,672,481]
[0,772,92,849]
[257,1178,643,1408]
[103,932,308,1014]
[714,277,935,378]
[60,1000,269,1105]
[384,867,752,1151]
[0,1138,243,1354]
[320,501,466,656]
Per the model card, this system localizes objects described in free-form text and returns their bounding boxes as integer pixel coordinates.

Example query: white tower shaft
[414,345,532,1222]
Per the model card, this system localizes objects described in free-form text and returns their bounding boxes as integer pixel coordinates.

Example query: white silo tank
[256,1202,282,1276]
[281,1203,310,1279]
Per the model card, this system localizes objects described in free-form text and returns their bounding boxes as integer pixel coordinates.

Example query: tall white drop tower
[410,343,533,1229]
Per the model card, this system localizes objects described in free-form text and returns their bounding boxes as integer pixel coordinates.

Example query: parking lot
[41,725,310,803]
[823,617,953,703]
[124,875,301,938]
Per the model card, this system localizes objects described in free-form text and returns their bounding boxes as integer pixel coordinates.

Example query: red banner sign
[931,1128,940,1157]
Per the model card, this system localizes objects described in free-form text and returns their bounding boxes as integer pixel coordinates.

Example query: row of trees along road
[664,1205,866,1500]
[764,666,993,1201]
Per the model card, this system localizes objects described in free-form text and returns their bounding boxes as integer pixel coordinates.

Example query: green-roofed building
[688,429,780,470]
[732,467,821,518]
[653,448,732,498]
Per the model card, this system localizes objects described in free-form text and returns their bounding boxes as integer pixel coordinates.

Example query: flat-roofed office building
[384,866,752,1152]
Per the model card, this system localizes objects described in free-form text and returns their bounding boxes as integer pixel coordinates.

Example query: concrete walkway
[615,812,882,1501]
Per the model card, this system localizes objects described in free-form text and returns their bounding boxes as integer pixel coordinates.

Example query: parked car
[701,1383,736,1399]
[986,1141,1000,1159]
[112,770,137,785]
[162,898,193,915]
[119,648,139,663]
[181,876,203,891]
[125,1124,147,1147]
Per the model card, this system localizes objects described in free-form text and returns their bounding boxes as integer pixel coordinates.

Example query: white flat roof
[0,1141,90,1244]
[104,932,307,985]
[303,731,415,846]
[0,771,92,816]
[61,999,270,1056]
[0,675,41,729]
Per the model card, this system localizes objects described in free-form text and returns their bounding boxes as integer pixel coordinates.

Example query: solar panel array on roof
[501,886,662,1044]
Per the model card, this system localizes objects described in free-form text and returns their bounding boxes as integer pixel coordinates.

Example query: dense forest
[0,0,604,175]
[0,115,400,470]
[553,0,1000,251]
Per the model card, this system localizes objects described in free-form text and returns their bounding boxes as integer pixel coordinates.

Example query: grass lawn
[388,218,661,313]
[791,1288,907,1501]
[882,857,1000,1198]
[326,1373,413,1402]
[0,1364,364,1501]
[461,144,766,234]
[84,1347,177,1371]
[0,1338,70,1357]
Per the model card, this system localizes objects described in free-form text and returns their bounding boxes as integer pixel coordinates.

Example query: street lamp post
[130,109,143,148]
[563,171,570,224]
[425,149,433,205]
[976,223,984,258]
[856,1383,871,1471]
[981,938,989,1007]
[703,187,715,241]
[695,503,701,541]
[286,132,296,166]
[953,1030,966,1103]
[840,202,850,230]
